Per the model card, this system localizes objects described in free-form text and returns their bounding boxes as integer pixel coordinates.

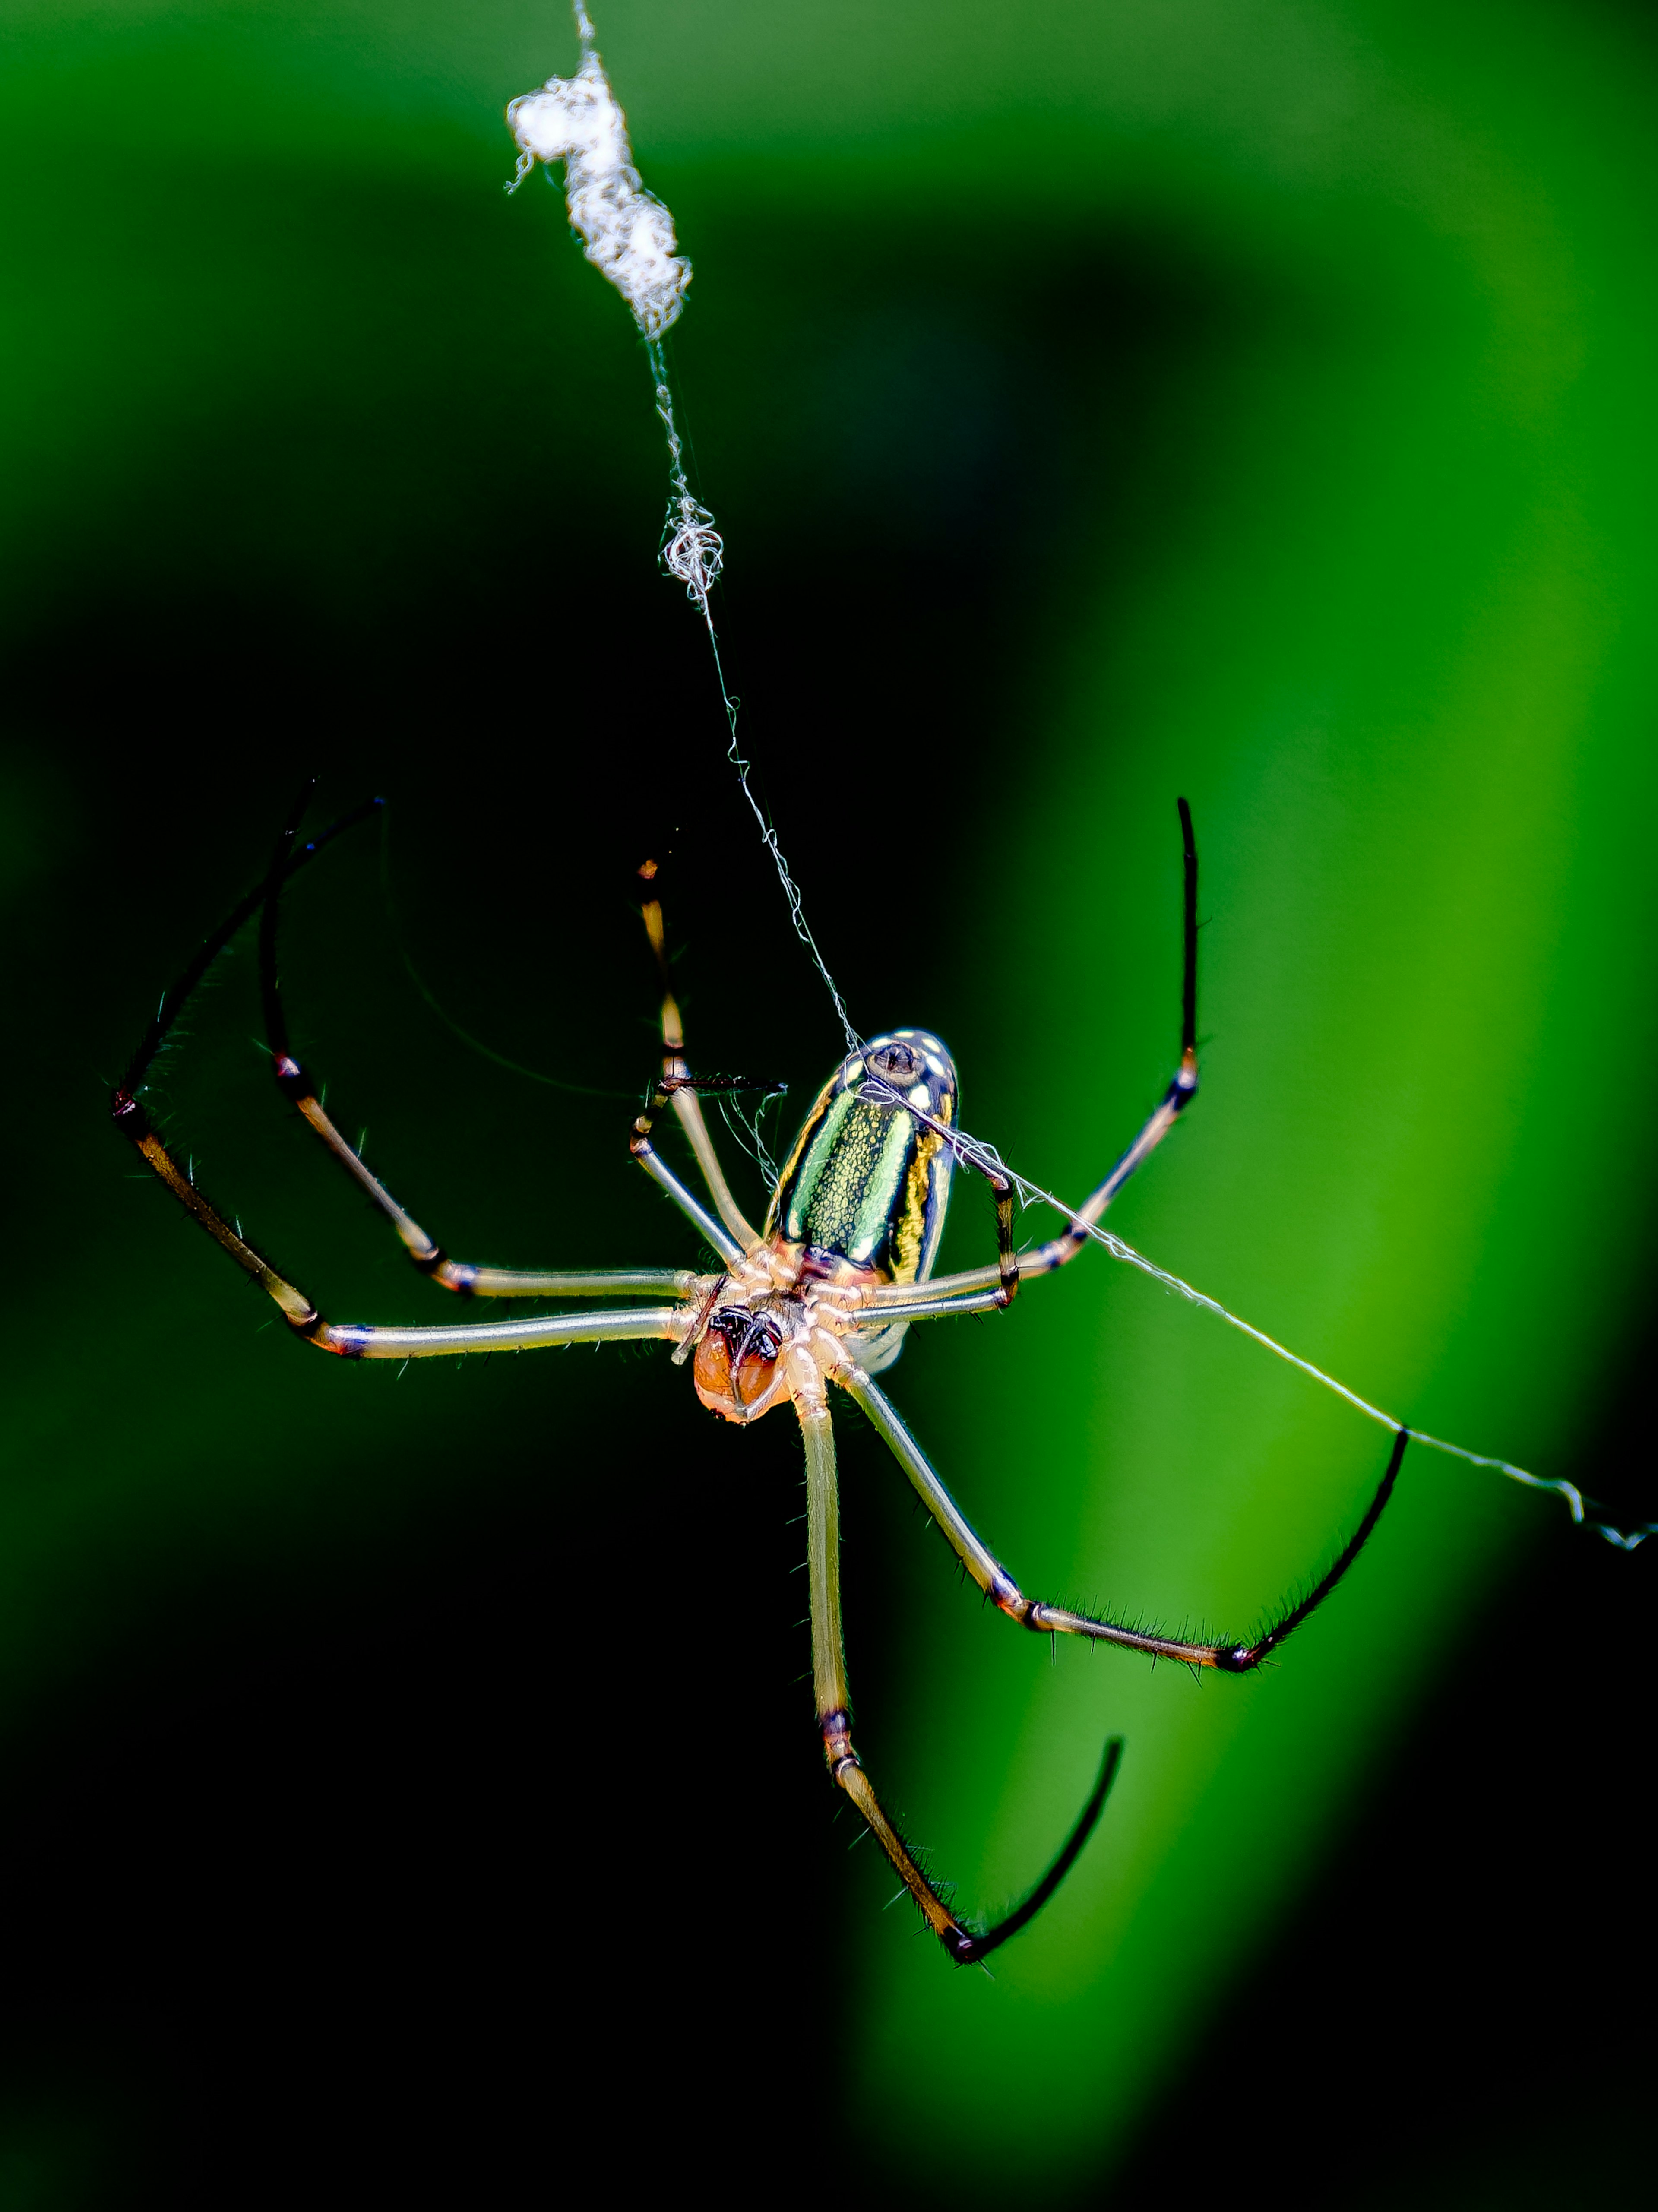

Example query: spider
[112,792,1405,1966]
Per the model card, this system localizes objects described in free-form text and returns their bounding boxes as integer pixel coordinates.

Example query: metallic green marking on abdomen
[766,1030,958,1285]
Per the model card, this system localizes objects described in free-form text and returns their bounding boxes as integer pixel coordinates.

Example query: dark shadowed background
[1,2,1654,2204]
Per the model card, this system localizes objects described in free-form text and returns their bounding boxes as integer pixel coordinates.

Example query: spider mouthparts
[693,1303,786,1424]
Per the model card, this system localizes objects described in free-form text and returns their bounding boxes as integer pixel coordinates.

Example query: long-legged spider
[112,793,1405,1965]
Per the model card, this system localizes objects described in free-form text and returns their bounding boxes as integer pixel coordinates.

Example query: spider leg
[629,1101,747,1270]
[978,1156,1021,1309]
[855,1283,1011,1323]
[320,1308,682,1359]
[1022,792,1202,1276]
[114,1077,681,1355]
[795,1366,1121,1963]
[116,804,702,1338]
[877,796,1201,1310]
[254,806,697,1301]
[639,877,762,1250]
[841,1368,1406,1672]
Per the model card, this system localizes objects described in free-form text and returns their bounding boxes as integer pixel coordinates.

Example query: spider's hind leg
[795,1370,1121,1964]
[845,1367,1406,1672]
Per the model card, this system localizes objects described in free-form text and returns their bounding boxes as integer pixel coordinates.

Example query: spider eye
[867,1041,920,1085]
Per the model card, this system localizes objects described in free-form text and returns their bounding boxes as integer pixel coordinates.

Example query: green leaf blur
[2,0,1653,2200]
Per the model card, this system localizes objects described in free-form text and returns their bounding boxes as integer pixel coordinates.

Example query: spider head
[864,1037,921,1087]
[693,1302,788,1423]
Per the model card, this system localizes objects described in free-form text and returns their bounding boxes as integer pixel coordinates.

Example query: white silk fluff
[507,52,691,339]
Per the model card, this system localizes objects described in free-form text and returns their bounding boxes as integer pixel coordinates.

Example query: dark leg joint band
[111,1089,152,1139]
[820,1709,858,1776]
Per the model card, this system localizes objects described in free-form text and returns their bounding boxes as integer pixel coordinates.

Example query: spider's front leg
[623,868,794,1289]
[868,796,1202,1317]
[637,867,763,1252]
[842,1369,1407,1672]
[791,1355,1121,1965]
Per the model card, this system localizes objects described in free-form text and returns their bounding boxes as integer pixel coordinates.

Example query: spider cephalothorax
[113,798,1405,1966]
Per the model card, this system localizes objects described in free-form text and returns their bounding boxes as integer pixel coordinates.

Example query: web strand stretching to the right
[860,1077,1653,1552]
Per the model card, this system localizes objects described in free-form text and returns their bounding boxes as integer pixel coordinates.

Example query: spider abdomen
[764,1030,957,1285]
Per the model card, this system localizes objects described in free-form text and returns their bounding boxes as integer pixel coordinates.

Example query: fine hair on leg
[797,1367,1121,1964]
[842,1368,1407,1672]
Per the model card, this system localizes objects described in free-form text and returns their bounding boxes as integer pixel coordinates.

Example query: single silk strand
[506,5,861,1057]
[647,341,861,1055]
[1093,1233,1650,1550]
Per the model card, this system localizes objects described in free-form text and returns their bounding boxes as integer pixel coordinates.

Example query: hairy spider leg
[864,795,1202,1320]
[639,867,763,1250]
[114,801,699,1353]
[630,1092,749,1272]
[795,1358,1123,1963]
[842,1369,1408,1672]
[974,1155,1021,1309]
[253,801,699,1303]
[627,884,789,1294]
[850,1283,1011,1323]
[117,793,379,1100]
[114,1076,684,1358]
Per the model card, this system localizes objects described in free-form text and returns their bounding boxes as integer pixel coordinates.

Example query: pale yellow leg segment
[279,1079,693,1300]
[116,1094,687,1361]
[794,1364,978,1961]
[841,1366,1404,1673]
[640,873,762,1251]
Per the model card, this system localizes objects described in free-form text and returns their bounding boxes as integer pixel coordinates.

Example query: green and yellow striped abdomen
[765,1031,957,1368]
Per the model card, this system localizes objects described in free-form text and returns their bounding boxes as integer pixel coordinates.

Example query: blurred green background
[2,1,1654,2204]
